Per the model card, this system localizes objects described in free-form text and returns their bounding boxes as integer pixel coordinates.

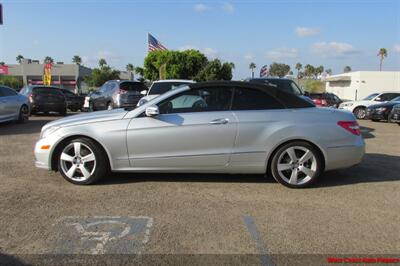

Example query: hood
[368,101,400,109]
[42,109,128,130]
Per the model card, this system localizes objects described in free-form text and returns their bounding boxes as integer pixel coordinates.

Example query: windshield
[363,93,379,101]
[390,96,400,102]
[250,79,303,96]
[149,82,191,95]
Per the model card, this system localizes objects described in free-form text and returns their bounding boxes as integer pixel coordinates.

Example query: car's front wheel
[270,141,323,188]
[58,138,108,185]
[353,107,366,119]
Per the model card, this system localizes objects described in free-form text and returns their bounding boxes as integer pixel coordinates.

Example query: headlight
[137,98,148,107]
[375,107,387,112]
[40,126,60,139]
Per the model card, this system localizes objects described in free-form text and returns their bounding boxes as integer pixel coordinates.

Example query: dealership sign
[0,65,8,75]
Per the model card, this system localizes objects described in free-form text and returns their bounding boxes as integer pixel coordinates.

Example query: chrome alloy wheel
[60,142,96,181]
[276,146,317,185]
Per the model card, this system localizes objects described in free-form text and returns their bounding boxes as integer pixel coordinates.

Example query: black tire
[58,137,108,185]
[60,108,67,116]
[353,107,366,119]
[270,141,323,188]
[17,105,29,123]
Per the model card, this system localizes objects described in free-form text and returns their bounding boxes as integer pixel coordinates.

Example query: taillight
[118,89,127,94]
[337,121,361,136]
[313,99,322,106]
[321,99,327,106]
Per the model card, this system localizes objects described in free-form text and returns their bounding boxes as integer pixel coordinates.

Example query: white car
[339,92,400,119]
[137,79,195,106]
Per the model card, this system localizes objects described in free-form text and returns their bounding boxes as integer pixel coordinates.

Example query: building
[325,71,400,101]
[5,61,92,93]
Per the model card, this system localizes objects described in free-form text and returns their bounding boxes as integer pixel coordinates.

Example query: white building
[325,71,400,100]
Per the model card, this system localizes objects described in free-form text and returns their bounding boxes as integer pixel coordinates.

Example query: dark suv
[20,86,67,115]
[309,92,342,108]
[60,89,85,112]
[90,80,147,111]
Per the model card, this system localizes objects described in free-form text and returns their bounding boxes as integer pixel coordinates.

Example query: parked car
[339,91,400,119]
[137,79,195,106]
[34,81,365,188]
[366,96,400,122]
[245,77,314,104]
[309,92,342,108]
[20,86,67,115]
[60,89,85,112]
[388,104,400,125]
[0,85,30,123]
[89,80,147,111]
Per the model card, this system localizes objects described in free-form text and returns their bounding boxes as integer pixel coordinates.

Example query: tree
[295,62,302,79]
[316,65,324,77]
[135,67,144,76]
[0,62,5,66]
[249,62,256,78]
[0,76,23,89]
[98,58,107,68]
[144,49,208,81]
[72,55,82,65]
[343,66,352,73]
[44,56,54,64]
[195,59,234,81]
[377,48,387,71]
[84,67,120,87]
[326,68,332,75]
[126,63,135,80]
[16,55,24,64]
[304,64,316,78]
[268,62,290,78]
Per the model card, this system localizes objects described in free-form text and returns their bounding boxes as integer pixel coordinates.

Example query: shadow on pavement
[0,119,52,136]
[98,153,399,188]
[360,125,375,139]
[0,253,28,266]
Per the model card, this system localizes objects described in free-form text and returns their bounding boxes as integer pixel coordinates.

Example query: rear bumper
[367,112,387,120]
[325,139,365,171]
[32,102,66,112]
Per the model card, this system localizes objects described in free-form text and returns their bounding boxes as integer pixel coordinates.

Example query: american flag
[148,33,167,52]
[260,65,269,77]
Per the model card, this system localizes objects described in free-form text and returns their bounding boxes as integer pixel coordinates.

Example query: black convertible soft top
[188,81,315,109]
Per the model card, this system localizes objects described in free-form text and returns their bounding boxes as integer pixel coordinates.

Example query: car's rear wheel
[17,105,29,123]
[270,141,323,188]
[353,107,366,119]
[58,138,108,185]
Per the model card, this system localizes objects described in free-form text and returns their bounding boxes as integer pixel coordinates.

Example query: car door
[126,86,237,169]
[230,87,287,170]
[0,86,19,120]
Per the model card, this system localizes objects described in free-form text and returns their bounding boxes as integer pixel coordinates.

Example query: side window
[158,87,233,114]
[1,87,17,96]
[379,93,397,101]
[232,88,284,110]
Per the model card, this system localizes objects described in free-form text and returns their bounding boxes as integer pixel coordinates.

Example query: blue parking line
[243,215,275,266]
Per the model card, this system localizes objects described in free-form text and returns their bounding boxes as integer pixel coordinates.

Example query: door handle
[209,118,229,125]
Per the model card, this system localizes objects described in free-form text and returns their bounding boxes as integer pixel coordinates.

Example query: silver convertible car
[34,81,365,188]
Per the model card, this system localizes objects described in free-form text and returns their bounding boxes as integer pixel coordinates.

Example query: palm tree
[135,67,144,77]
[343,66,352,73]
[377,48,387,71]
[326,68,332,75]
[295,62,302,79]
[43,56,54,64]
[249,62,256,78]
[126,63,134,80]
[98,58,107,68]
[16,55,24,64]
[72,55,82,65]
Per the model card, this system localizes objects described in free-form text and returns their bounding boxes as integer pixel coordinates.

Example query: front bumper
[34,134,61,170]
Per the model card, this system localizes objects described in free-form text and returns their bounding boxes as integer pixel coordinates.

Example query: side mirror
[375,97,382,101]
[145,105,159,117]
[140,90,148,96]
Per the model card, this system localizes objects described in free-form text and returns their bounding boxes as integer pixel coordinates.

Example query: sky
[0,0,399,79]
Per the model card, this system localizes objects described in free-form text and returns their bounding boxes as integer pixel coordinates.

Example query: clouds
[311,42,360,57]
[194,3,209,12]
[267,48,298,60]
[295,27,320,37]
[244,54,254,60]
[193,2,234,14]
[393,44,400,53]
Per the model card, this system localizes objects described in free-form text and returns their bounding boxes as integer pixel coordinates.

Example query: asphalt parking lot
[0,114,399,265]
